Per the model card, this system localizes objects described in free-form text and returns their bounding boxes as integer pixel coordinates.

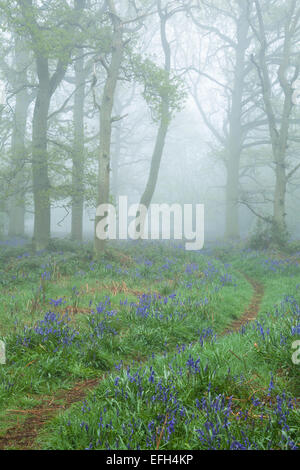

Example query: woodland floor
[0,242,299,450]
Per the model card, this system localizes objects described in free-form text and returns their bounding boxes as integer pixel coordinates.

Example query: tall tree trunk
[111,118,121,200]
[111,87,135,200]
[71,43,85,241]
[225,0,249,241]
[251,0,298,239]
[32,57,51,251]
[15,0,80,250]
[272,71,294,231]
[137,7,171,236]
[139,105,169,210]
[273,155,287,229]
[94,0,123,255]
[8,39,30,238]
[225,156,240,240]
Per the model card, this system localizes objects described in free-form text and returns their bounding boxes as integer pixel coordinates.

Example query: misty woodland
[0,0,299,452]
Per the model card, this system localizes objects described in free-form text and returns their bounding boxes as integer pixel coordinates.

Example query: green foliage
[130,54,187,122]
[248,219,289,250]
[284,240,300,255]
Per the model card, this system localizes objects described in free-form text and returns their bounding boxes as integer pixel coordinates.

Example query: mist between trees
[0,0,299,252]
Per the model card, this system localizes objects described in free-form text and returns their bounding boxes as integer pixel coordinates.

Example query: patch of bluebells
[198,327,215,346]
[15,312,79,350]
[132,293,188,322]
[161,258,176,271]
[261,258,299,276]
[255,320,270,341]
[49,297,66,307]
[219,273,237,287]
[0,238,28,247]
[0,378,15,393]
[203,261,219,280]
[251,296,300,354]
[185,263,199,275]
[57,350,298,450]
[88,297,118,339]
[41,270,51,281]
[104,263,129,277]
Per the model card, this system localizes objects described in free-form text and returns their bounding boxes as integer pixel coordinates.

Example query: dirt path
[0,275,264,450]
[221,276,264,336]
[0,378,101,450]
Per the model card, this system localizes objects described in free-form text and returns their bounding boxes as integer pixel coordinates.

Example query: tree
[1,0,87,249]
[94,0,124,255]
[189,0,252,240]
[248,0,300,236]
[71,0,87,242]
[94,0,158,254]
[134,0,187,236]
[8,36,32,237]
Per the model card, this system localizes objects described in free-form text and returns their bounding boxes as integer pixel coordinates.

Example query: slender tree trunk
[225,0,249,241]
[111,111,122,200]
[71,47,85,241]
[32,57,51,251]
[139,106,169,209]
[137,9,171,236]
[272,83,293,231]
[225,156,240,240]
[94,1,123,255]
[273,156,287,229]
[111,88,135,200]
[8,39,30,237]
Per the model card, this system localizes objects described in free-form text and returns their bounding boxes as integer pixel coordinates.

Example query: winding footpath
[221,276,264,336]
[0,275,264,450]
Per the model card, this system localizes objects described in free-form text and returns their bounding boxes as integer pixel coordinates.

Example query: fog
[0,0,299,251]
[1,2,300,451]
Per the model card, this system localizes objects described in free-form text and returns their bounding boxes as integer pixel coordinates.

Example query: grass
[0,239,299,449]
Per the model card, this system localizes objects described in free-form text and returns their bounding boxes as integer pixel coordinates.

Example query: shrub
[248,219,289,250]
